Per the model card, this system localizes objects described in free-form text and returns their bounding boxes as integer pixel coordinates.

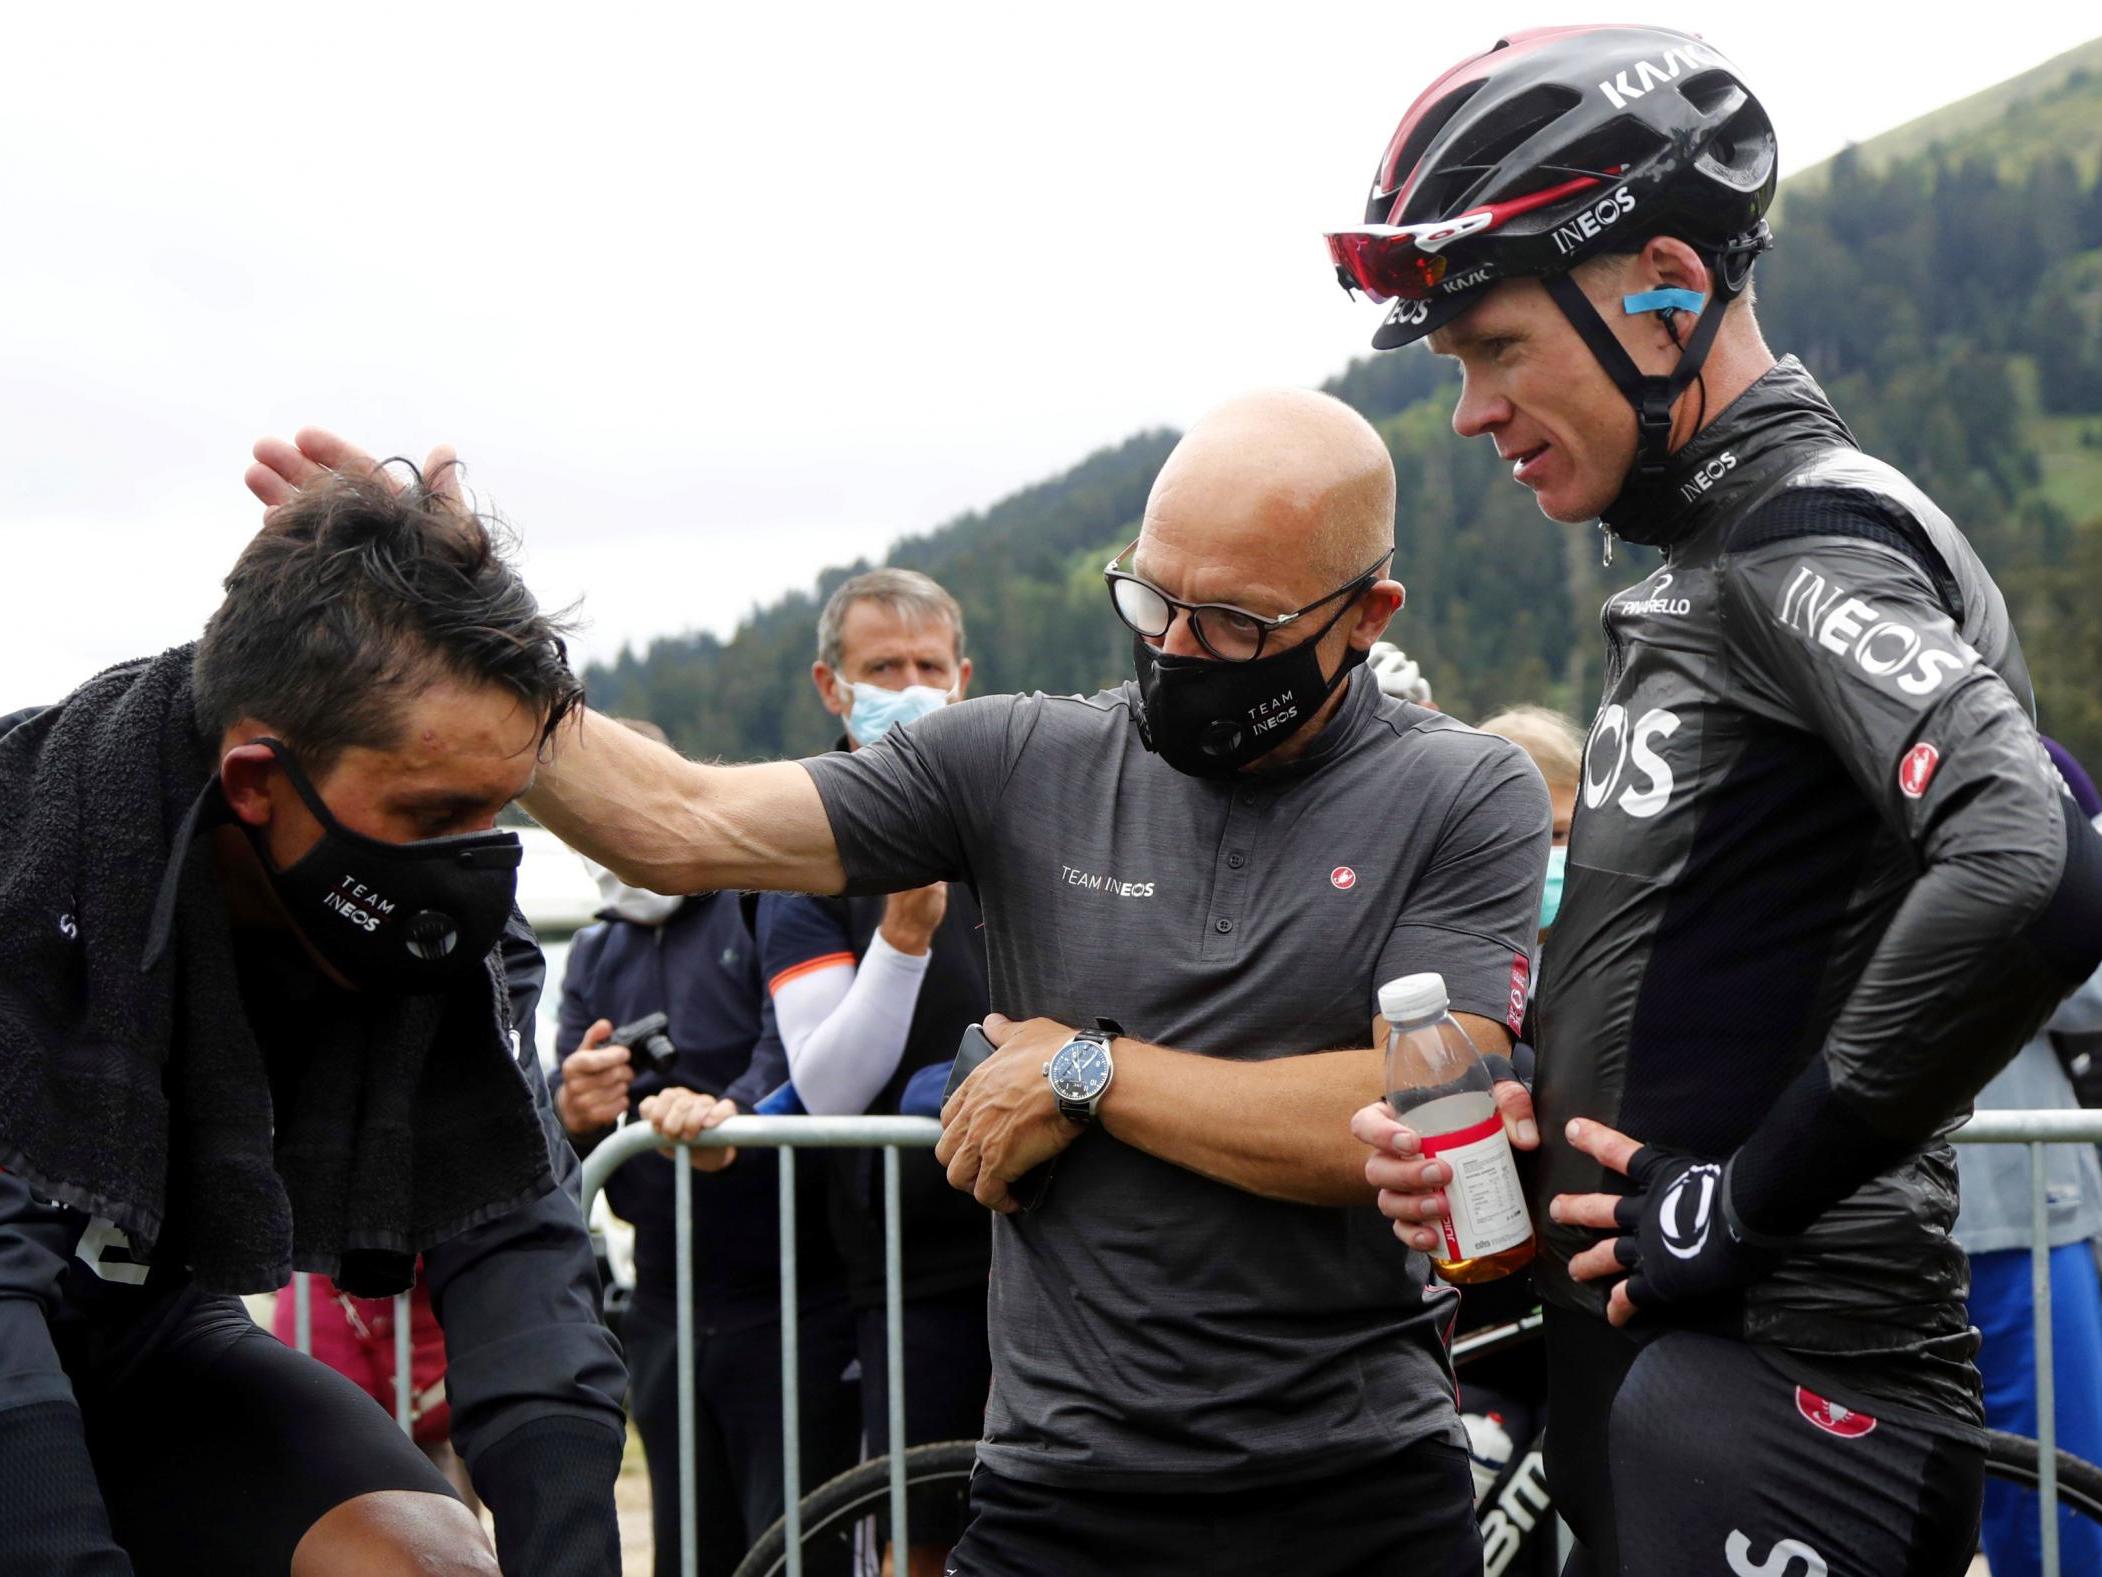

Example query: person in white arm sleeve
[755,568,994,1577]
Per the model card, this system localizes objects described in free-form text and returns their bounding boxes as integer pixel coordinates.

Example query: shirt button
[1227,852,1245,870]
[1214,918,1234,935]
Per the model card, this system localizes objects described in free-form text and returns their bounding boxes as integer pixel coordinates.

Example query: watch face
[1049,1038,1112,1102]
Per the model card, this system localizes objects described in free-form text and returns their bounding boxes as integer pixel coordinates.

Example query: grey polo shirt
[802,670,1549,1489]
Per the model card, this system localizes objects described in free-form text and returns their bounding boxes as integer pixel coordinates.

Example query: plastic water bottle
[1462,1410,1515,1506]
[1380,971,1535,1284]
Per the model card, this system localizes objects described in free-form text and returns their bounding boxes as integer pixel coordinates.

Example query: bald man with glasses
[251,391,1550,1576]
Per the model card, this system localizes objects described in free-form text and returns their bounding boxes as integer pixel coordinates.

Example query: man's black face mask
[1131,595,1371,779]
[249,738,522,993]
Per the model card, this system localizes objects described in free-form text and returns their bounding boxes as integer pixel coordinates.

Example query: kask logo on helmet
[1551,188,1637,257]
[1596,42,1726,112]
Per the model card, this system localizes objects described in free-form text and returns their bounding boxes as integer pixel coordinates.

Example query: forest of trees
[589,68,2102,771]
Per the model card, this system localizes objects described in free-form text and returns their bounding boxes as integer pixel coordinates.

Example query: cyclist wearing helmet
[1338,25,2102,1574]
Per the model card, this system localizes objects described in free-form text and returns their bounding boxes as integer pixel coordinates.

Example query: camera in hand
[610,1011,678,1077]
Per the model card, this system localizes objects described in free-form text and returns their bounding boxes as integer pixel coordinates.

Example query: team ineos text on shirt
[1059,865,1156,899]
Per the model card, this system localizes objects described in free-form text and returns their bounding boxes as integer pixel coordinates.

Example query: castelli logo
[1330,866,1357,890]
[1795,1387,1877,1439]
[1507,952,1531,1036]
[1898,742,1940,800]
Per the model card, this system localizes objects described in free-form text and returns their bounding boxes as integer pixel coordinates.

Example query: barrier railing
[577,1110,2100,1577]
[1950,1109,2102,1577]
[285,1275,417,1434]
[582,1115,942,1577]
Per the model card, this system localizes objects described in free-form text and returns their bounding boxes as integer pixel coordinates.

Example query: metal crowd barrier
[575,1111,2101,1577]
[582,1115,943,1577]
[1950,1108,2102,1577]
[285,1274,418,1435]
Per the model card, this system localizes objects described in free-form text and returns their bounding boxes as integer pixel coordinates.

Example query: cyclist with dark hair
[1335,26,2102,1575]
[0,462,626,1574]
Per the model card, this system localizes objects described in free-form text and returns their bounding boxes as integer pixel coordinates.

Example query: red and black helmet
[1329,24,1776,350]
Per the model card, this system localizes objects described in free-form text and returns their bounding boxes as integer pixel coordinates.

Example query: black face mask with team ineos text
[1130,617,1368,780]
[250,738,523,994]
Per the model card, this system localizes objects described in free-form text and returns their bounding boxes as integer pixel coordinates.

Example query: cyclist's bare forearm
[524,709,846,896]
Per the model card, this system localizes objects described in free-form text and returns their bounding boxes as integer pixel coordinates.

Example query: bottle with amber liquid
[1380,971,1536,1284]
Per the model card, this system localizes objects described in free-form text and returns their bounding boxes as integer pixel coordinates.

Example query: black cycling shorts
[1545,1308,1982,1577]
[72,1290,456,1574]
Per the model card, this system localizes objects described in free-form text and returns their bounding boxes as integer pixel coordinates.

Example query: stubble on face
[1430,276,1640,526]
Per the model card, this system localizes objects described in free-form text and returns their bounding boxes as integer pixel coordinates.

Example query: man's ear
[812,662,847,719]
[953,656,973,700]
[219,739,282,828]
[1348,580,1407,651]
[1635,234,1714,301]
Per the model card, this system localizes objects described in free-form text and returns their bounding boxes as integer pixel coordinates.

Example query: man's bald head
[1139,389,1396,602]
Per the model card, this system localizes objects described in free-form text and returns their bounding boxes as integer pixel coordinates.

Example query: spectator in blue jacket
[1956,747,2102,1577]
[554,723,857,1577]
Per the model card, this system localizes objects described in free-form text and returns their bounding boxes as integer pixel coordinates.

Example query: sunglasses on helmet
[1325,169,1621,302]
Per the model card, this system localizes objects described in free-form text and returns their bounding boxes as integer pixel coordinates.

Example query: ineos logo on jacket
[1583,704,1680,819]
[1660,1162,1721,1259]
[1679,451,1738,502]
[1773,563,1977,697]
[1725,1531,1828,1577]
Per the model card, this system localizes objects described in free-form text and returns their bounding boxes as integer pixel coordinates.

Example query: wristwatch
[1044,1019,1121,1126]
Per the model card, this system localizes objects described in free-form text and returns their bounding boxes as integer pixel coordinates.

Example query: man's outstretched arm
[246,427,846,897]
[525,711,845,897]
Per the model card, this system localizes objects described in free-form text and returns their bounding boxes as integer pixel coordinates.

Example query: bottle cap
[1378,971,1449,1024]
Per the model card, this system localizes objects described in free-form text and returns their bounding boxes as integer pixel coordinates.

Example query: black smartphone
[941,1022,1054,1212]
[941,1023,999,1107]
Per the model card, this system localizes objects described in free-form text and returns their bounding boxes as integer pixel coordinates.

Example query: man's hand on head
[246,428,463,518]
[934,1013,1086,1214]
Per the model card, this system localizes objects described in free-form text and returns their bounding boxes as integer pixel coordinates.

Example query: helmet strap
[1539,222,1773,484]
[1543,267,1736,484]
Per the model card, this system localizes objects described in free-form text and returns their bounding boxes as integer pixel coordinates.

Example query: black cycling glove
[1610,1149,1790,1311]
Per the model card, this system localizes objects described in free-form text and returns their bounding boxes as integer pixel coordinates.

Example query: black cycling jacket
[1533,357,2102,1425]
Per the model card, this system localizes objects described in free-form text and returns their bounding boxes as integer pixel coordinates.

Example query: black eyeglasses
[1103,538,1394,662]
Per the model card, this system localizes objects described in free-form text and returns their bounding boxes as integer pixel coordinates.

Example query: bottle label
[1420,1111,1532,1261]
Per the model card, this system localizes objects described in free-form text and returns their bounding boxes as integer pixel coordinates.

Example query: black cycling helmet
[1327,25,1777,480]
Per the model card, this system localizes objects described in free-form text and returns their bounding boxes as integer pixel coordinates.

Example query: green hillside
[1786,36,2102,193]
[589,40,2102,769]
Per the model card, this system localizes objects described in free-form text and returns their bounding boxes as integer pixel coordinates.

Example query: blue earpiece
[1623,288,1707,317]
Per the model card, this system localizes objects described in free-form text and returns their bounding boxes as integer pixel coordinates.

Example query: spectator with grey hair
[756,567,993,1576]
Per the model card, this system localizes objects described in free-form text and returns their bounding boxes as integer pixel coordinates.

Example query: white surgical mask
[584,859,685,927]
[837,681,954,746]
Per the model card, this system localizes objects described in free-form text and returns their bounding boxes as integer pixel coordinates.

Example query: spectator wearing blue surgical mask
[1477,706,1582,943]
[757,569,993,1577]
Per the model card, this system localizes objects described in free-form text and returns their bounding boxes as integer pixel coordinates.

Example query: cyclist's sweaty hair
[193,465,582,772]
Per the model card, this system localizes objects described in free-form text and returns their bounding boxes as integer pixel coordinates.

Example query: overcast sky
[6,3,2096,711]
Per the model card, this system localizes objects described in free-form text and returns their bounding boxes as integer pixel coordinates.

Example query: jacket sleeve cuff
[1729,1056,1913,1237]
[471,1416,625,1577]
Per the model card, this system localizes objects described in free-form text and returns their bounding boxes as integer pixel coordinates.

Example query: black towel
[0,646,554,1295]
